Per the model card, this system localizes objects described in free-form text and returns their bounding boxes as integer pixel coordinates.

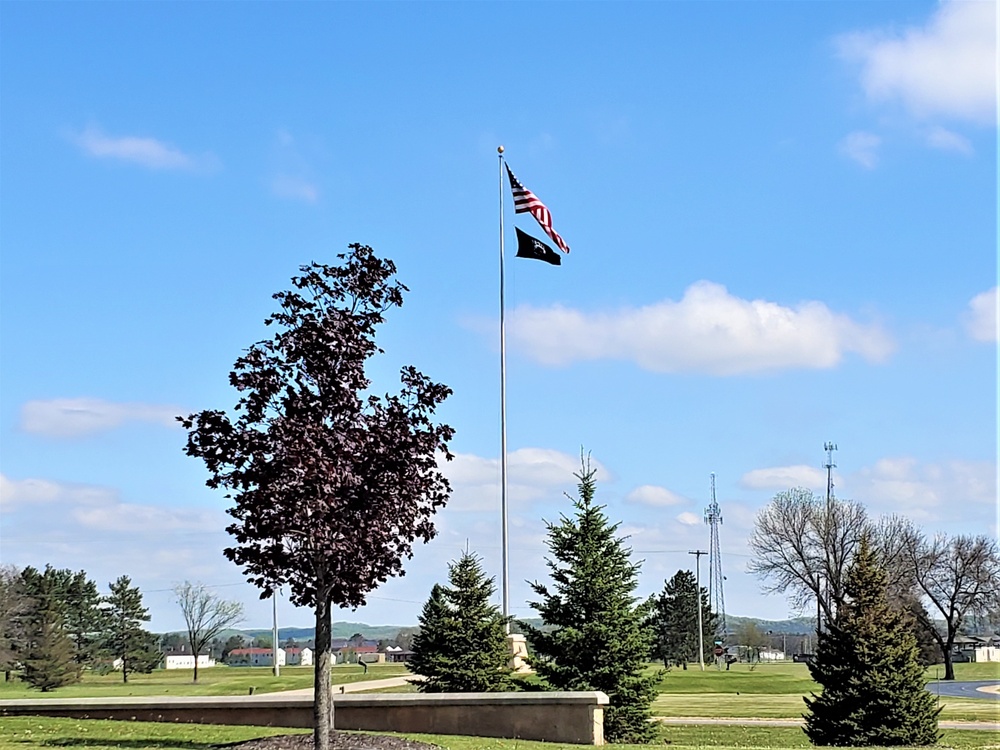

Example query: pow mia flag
[515,227,561,266]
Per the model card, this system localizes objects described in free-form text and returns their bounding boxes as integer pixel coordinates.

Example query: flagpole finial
[497,145,504,154]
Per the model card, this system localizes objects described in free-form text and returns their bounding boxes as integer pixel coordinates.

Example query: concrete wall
[0,691,609,746]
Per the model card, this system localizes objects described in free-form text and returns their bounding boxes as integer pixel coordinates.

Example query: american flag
[505,164,570,254]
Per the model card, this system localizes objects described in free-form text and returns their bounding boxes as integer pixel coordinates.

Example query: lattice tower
[704,473,727,640]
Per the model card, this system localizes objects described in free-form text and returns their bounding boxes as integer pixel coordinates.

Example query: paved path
[928,680,1000,700]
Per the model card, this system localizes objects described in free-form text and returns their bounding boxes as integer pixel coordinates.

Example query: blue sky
[1,1,996,635]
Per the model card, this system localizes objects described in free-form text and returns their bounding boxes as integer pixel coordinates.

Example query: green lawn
[0,718,996,750]
[0,664,409,699]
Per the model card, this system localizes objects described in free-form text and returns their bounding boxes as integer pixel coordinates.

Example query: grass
[0,718,997,750]
[0,664,409,700]
[0,660,994,748]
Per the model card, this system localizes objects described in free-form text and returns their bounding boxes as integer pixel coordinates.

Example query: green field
[0,663,408,699]
[647,662,999,723]
[0,660,995,748]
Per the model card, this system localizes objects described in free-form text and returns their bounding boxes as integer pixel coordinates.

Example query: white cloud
[70,126,214,170]
[20,397,183,438]
[923,125,973,154]
[0,474,116,513]
[626,484,689,507]
[740,465,827,492]
[441,448,609,512]
[836,0,997,125]
[846,457,996,520]
[509,281,895,375]
[738,456,996,523]
[676,512,701,526]
[0,473,220,532]
[271,175,319,203]
[840,131,882,168]
[964,286,998,342]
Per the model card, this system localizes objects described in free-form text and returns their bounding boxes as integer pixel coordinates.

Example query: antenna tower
[704,473,727,640]
[823,442,837,506]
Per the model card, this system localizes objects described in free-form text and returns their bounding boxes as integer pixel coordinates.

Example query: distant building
[163,654,216,670]
[285,646,313,666]
[227,647,287,667]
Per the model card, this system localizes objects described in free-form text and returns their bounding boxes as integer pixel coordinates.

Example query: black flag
[515,227,561,266]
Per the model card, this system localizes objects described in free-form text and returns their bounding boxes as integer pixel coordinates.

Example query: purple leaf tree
[179,244,454,750]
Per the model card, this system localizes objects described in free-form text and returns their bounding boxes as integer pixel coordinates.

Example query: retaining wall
[0,691,609,745]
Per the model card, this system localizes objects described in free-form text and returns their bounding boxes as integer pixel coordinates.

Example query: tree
[409,551,512,693]
[102,576,157,683]
[173,582,244,683]
[804,537,939,746]
[18,568,80,691]
[901,531,1000,680]
[221,634,245,660]
[734,620,770,661]
[652,570,717,668]
[63,570,106,670]
[0,565,27,681]
[521,458,658,744]
[749,488,870,626]
[179,245,454,750]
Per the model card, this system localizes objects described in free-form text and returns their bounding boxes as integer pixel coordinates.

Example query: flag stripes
[505,164,570,253]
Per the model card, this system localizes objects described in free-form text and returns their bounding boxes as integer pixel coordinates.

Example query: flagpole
[498,145,510,633]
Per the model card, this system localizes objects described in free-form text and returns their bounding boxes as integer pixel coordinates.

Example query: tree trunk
[314,596,333,750]
[942,628,957,681]
[193,651,200,683]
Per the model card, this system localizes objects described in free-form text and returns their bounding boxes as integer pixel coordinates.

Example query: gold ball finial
[498,145,505,154]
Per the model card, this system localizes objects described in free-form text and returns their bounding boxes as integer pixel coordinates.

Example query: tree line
[0,568,245,690]
[0,565,158,690]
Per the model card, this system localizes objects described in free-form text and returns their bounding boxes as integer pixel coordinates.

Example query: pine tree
[409,552,512,692]
[522,458,658,743]
[102,576,158,683]
[19,572,79,691]
[804,536,940,746]
[653,570,718,668]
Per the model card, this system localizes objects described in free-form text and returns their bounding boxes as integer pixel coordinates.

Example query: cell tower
[704,473,727,640]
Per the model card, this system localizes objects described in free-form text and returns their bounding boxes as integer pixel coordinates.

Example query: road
[927,680,1000,701]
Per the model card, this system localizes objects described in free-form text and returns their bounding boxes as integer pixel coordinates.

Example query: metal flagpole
[498,145,510,632]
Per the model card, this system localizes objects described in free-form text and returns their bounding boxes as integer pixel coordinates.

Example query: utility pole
[272,588,280,678]
[689,549,708,671]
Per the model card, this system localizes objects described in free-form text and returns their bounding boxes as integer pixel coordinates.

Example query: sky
[1,1,997,636]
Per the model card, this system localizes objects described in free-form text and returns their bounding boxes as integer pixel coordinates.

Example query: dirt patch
[217,733,439,750]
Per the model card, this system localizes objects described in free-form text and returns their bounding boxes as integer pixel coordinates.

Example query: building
[284,646,313,666]
[227,647,287,667]
[163,654,216,670]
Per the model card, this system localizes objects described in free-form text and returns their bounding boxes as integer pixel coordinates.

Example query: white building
[227,647,287,667]
[163,654,216,670]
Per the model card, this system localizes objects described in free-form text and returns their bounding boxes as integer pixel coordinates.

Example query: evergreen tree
[804,536,940,746]
[19,570,79,691]
[102,576,158,683]
[522,458,658,743]
[653,570,718,668]
[409,552,512,692]
[64,570,106,669]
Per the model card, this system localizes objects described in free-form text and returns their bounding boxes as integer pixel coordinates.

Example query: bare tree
[173,582,244,682]
[748,488,870,625]
[902,532,1000,680]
